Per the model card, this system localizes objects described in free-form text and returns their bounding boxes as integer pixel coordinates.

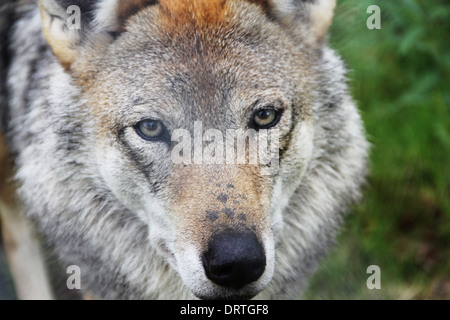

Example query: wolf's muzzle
[202,231,266,290]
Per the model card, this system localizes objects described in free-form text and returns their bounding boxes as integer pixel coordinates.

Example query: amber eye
[251,108,282,129]
[135,119,166,141]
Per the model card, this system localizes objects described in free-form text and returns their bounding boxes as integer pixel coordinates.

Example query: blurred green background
[304,0,450,299]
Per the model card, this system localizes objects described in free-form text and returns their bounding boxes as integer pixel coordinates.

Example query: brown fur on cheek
[72,74,118,141]
[70,53,126,140]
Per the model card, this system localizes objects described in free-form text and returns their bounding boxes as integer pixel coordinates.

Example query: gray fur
[1,0,368,299]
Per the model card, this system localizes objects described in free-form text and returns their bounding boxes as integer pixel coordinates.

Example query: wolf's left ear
[39,0,86,68]
[39,0,155,68]
[266,0,336,47]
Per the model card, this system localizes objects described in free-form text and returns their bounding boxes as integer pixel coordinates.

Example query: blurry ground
[0,225,16,299]
[1,0,449,300]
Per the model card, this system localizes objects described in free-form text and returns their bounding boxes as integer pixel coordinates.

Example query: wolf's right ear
[39,0,156,68]
[263,0,337,48]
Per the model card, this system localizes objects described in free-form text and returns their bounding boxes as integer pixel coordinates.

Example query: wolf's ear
[39,0,86,68]
[39,0,156,68]
[265,0,336,47]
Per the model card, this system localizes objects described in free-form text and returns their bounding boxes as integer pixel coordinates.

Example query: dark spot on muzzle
[217,194,228,203]
[202,231,266,289]
[206,210,220,222]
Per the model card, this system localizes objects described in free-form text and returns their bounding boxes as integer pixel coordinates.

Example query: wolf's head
[37,0,365,299]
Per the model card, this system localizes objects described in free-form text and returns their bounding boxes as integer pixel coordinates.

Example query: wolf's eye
[251,108,282,129]
[135,119,166,141]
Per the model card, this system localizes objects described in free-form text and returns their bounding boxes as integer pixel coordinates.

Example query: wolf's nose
[202,231,266,289]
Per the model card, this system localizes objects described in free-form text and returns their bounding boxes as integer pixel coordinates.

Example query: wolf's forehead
[159,0,228,26]
[119,0,269,29]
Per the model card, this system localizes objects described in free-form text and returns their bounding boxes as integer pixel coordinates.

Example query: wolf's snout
[202,231,266,289]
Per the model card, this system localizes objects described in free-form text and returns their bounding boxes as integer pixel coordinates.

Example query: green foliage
[305,0,450,299]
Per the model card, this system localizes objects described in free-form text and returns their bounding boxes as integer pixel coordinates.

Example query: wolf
[0,0,368,300]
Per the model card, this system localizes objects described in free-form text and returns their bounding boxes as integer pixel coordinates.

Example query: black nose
[202,231,266,289]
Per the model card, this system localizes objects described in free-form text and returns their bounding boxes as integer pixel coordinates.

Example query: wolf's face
[39,0,338,299]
